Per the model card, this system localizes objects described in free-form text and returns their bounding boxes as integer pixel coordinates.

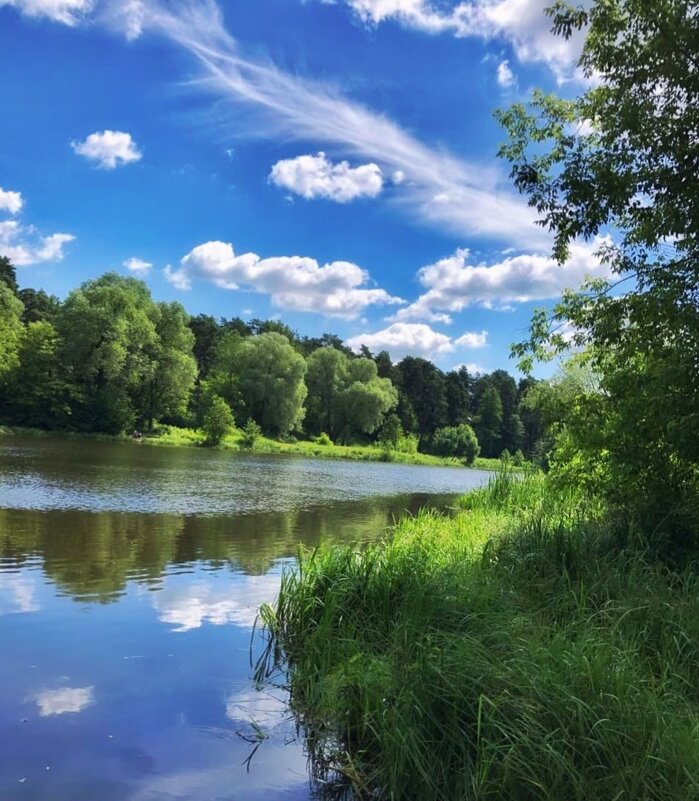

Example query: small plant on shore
[431,423,480,465]
[241,419,262,448]
[202,395,234,446]
[314,432,333,446]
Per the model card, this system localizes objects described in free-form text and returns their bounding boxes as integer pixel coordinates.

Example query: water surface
[0,435,489,800]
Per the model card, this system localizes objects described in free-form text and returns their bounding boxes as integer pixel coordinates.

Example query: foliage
[497,0,699,550]
[202,395,234,445]
[378,413,402,449]
[240,418,262,448]
[474,385,503,458]
[262,472,699,801]
[431,423,480,465]
[0,283,23,380]
[314,432,333,446]
[238,333,307,436]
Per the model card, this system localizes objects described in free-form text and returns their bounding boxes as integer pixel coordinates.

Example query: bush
[202,395,234,446]
[378,414,402,449]
[241,419,262,448]
[314,432,333,446]
[431,423,480,465]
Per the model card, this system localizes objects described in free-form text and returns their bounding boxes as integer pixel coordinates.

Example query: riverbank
[0,425,508,471]
[260,471,699,801]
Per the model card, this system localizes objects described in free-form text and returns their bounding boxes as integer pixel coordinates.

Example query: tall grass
[260,471,699,800]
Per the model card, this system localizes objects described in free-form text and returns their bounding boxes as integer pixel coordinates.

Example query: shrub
[202,395,234,446]
[315,432,333,446]
[241,419,262,448]
[431,423,480,465]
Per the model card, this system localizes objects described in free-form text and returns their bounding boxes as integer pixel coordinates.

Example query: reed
[260,471,699,800]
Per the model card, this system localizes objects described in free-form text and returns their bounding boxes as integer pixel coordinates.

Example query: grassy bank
[260,472,699,800]
[0,424,506,471]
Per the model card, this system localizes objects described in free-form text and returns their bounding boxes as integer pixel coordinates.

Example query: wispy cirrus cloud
[96,0,547,249]
[0,0,93,25]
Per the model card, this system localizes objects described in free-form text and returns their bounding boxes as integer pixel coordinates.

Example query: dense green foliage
[0,269,544,458]
[262,471,699,801]
[497,0,699,550]
[431,423,480,464]
[202,394,234,445]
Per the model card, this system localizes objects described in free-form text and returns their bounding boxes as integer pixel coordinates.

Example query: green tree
[137,302,198,429]
[475,386,503,458]
[335,358,398,442]
[497,0,699,547]
[445,366,473,427]
[238,333,307,436]
[18,288,60,325]
[379,413,402,449]
[395,357,448,440]
[431,423,480,465]
[0,283,24,382]
[305,347,348,438]
[2,321,76,428]
[202,394,234,445]
[57,273,161,433]
[0,256,18,295]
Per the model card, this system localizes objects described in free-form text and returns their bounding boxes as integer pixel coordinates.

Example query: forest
[0,256,562,464]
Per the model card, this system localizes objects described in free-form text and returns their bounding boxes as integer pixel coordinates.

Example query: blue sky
[0,0,599,374]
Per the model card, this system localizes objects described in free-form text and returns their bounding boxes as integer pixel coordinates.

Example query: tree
[497,0,699,547]
[335,358,398,442]
[305,347,348,438]
[18,288,60,325]
[474,386,503,458]
[202,395,234,445]
[395,357,448,440]
[57,273,161,433]
[0,283,23,382]
[445,367,473,427]
[379,414,402,449]
[1,321,76,428]
[0,256,18,295]
[431,423,480,465]
[188,314,221,377]
[137,302,198,429]
[237,333,307,436]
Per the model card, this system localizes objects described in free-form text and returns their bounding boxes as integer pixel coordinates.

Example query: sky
[0,0,599,375]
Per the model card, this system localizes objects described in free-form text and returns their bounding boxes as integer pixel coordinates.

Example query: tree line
[0,258,555,462]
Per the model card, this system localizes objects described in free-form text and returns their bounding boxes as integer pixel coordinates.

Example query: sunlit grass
[260,471,699,800]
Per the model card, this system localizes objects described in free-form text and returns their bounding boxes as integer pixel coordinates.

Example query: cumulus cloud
[393,238,610,324]
[33,686,94,716]
[269,152,384,202]
[154,574,281,632]
[0,575,39,615]
[164,240,403,318]
[124,256,152,273]
[71,130,142,169]
[346,322,487,361]
[0,187,23,215]
[0,220,74,266]
[0,0,93,25]
[335,0,590,81]
[496,59,514,88]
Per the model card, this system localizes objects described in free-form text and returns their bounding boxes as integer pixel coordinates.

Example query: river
[0,435,490,801]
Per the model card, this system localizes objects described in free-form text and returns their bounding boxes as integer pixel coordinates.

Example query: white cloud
[0,0,93,25]
[336,0,590,81]
[33,686,94,716]
[394,238,610,323]
[454,329,487,348]
[269,152,384,202]
[455,361,486,375]
[496,59,514,88]
[165,240,403,318]
[0,575,39,615]
[154,574,281,632]
[124,256,152,273]
[0,187,23,215]
[71,130,142,169]
[346,322,486,361]
[0,220,74,266]
[226,688,288,727]
[102,0,545,248]
[392,169,406,185]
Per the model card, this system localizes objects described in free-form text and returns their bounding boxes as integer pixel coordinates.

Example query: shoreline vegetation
[258,470,699,801]
[0,425,509,471]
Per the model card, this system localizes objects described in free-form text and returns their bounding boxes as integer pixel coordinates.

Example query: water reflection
[0,436,488,801]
